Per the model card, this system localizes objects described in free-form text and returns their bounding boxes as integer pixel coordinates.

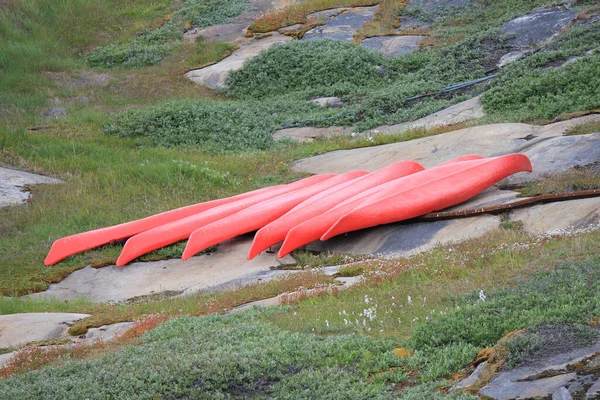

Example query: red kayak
[323,154,532,240]
[247,160,425,259]
[277,155,497,257]
[44,185,282,266]
[181,170,369,260]
[114,173,336,266]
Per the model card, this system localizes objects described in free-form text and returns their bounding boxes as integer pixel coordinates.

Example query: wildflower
[479,290,487,302]
[325,319,329,327]
[408,295,413,305]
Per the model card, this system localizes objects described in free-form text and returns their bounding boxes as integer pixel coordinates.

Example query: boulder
[303,7,377,41]
[81,322,136,342]
[501,6,577,49]
[360,35,426,57]
[365,96,484,135]
[480,340,600,399]
[0,313,90,349]
[310,96,343,108]
[510,198,600,235]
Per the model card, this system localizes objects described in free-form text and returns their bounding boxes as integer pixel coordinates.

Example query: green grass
[0,0,174,114]
[0,310,405,399]
[3,231,599,398]
[190,37,238,68]
[518,166,600,196]
[86,0,249,68]
[564,120,600,136]
[266,228,600,339]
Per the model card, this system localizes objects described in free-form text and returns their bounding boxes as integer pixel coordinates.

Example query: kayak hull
[115,173,336,266]
[248,160,425,260]
[323,154,532,240]
[277,155,489,257]
[44,185,277,266]
[181,170,369,260]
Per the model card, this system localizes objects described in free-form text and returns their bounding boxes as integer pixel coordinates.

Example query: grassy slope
[1,0,600,397]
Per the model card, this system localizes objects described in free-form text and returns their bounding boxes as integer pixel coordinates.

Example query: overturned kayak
[323,153,532,240]
[247,160,425,260]
[181,170,369,260]
[277,154,515,257]
[44,185,280,266]
[113,173,336,266]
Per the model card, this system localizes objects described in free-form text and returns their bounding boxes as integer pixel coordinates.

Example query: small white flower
[325,319,329,327]
[479,290,487,302]
[408,295,413,305]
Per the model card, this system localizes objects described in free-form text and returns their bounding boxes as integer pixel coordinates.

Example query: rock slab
[0,166,63,208]
[501,6,577,48]
[303,7,377,41]
[366,96,484,135]
[25,235,295,303]
[0,313,90,349]
[361,35,426,57]
[293,115,600,185]
[480,340,600,399]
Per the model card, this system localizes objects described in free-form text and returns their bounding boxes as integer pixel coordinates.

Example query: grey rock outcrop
[365,96,484,135]
[25,235,296,303]
[292,115,600,185]
[185,33,292,89]
[0,166,63,208]
[501,7,577,49]
[0,313,90,349]
[361,35,426,57]
[303,7,377,41]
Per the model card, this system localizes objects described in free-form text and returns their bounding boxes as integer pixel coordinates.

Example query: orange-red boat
[247,160,425,259]
[44,185,280,266]
[112,173,336,266]
[181,170,369,260]
[278,154,528,257]
[324,154,532,240]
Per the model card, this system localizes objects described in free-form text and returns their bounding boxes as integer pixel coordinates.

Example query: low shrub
[410,259,600,351]
[104,99,328,153]
[224,39,388,99]
[0,311,405,399]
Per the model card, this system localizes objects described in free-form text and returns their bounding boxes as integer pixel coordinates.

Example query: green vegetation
[482,55,600,122]
[112,2,600,150]
[3,0,600,397]
[87,0,249,68]
[565,119,600,136]
[225,40,387,99]
[0,310,404,399]
[3,232,599,397]
[518,165,600,196]
[105,98,324,152]
[191,37,238,67]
